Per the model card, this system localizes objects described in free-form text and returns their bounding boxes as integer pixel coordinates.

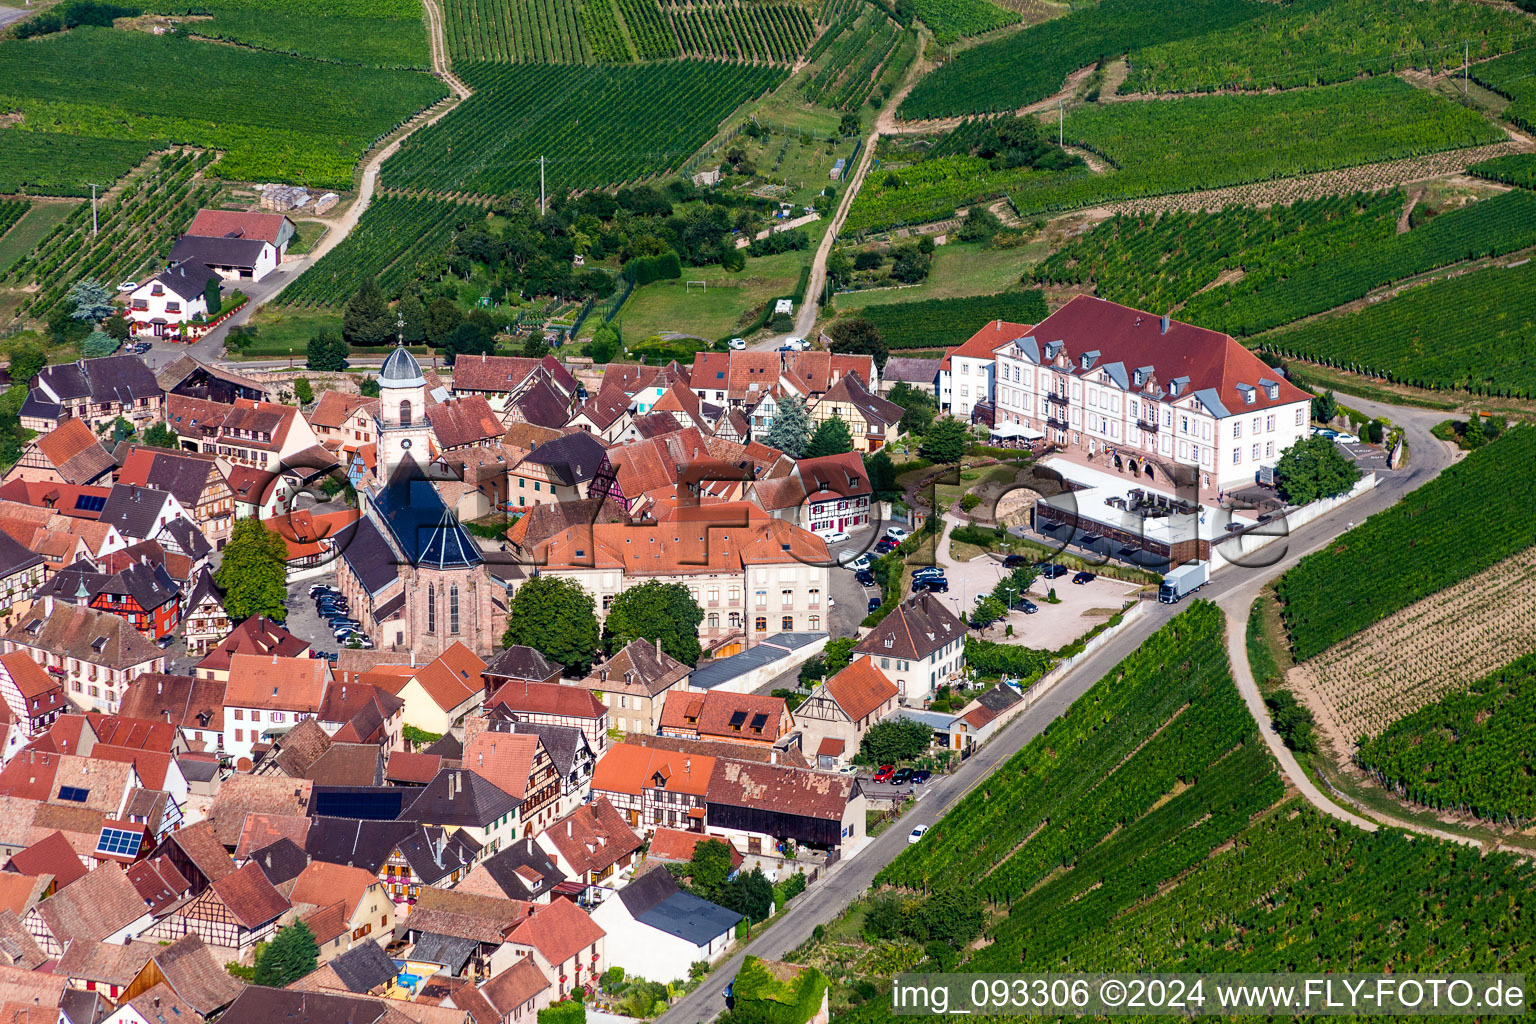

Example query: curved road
[657,393,1457,1024]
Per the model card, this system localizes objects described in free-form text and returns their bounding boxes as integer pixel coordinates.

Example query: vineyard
[905,0,1014,45]
[1288,546,1536,767]
[145,0,430,68]
[818,601,1536,992]
[851,78,1503,234]
[579,0,630,61]
[667,1,818,64]
[847,290,1047,349]
[1275,426,1536,661]
[1258,259,1536,395]
[1122,0,1531,94]
[0,28,448,189]
[275,196,479,307]
[4,150,223,322]
[1355,652,1536,824]
[0,201,29,242]
[442,0,590,62]
[799,7,904,110]
[897,0,1268,120]
[619,0,678,58]
[382,61,785,195]
[0,132,156,198]
[1470,153,1536,190]
[1471,45,1536,134]
[1035,188,1536,336]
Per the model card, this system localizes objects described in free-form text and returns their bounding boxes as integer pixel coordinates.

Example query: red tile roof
[646,827,743,869]
[308,392,379,431]
[450,355,544,394]
[430,396,505,449]
[823,657,898,722]
[34,419,114,484]
[208,862,290,929]
[225,653,329,712]
[941,320,1034,371]
[486,681,605,721]
[462,733,540,800]
[0,651,59,702]
[6,831,85,888]
[384,752,442,785]
[502,895,603,967]
[659,691,789,743]
[186,209,292,246]
[196,616,308,673]
[592,743,713,798]
[540,796,641,877]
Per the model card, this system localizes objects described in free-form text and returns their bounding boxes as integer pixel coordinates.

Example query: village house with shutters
[3,603,166,713]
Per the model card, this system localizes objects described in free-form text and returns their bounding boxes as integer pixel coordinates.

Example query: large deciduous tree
[6,343,45,385]
[827,317,888,371]
[1274,435,1361,504]
[215,517,289,622]
[765,395,811,458]
[602,580,704,666]
[920,416,968,463]
[857,717,932,765]
[504,575,600,674]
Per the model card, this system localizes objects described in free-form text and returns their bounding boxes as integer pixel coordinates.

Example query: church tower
[374,344,431,480]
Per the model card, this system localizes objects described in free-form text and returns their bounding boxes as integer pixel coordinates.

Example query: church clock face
[400,438,413,450]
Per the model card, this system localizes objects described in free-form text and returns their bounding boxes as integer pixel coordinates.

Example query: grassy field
[238,307,344,357]
[603,249,810,341]
[834,238,1048,309]
[0,201,76,276]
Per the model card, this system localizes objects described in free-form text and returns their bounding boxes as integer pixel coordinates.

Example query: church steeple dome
[379,344,426,389]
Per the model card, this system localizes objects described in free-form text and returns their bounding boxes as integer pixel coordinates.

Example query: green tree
[443,321,494,364]
[293,378,314,405]
[215,517,289,622]
[83,330,119,357]
[504,575,600,674]
[68,278,114,322]
[686,838,736,903]
[342,279,392,347]
[888,381,937,435]
[103,312,131,343]
[603,580,704,666]
[765,395,811,457]
[839,112,862,137]
[804,416,853,458]
[253,921,319,987]
[142,421,178,449]
[6,343,45,385]
[823,635,856,676]
[425,297,464,346]
[825,248,853,288]
[538,1002,585,1024]
[1464,412,1486,449]
[306,330,349,371]
[1311,389,1338,424]
[203,277,222,317]
[522,328,549,359]
[920,416,968,463]
[396,291,428,345]
[827,317,888,371]
[588,321,621,364]
[225,325,258,352]
[1273,435,1362,504]
[857,717,932,764]
[955,206,1001,243]
[864,449,899,502]
[718,868,774,922]
[359,376,381,398]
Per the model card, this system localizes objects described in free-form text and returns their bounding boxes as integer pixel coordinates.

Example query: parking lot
[283,572,367,657]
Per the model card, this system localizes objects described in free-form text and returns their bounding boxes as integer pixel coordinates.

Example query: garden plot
[1288,545,1536,760]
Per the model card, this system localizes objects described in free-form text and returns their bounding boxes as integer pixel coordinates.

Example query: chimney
[156,680,162,695]
[684,758,690,773]
[411,651,416,668]
[995,320,1000,332]
[567,820,573,838]
[1160,313,1170,335]
[771,749,777,765]
[655,637,662,657]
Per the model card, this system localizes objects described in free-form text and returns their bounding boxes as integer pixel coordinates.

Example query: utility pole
[88,183,98,237]
[1464,41,1469,96]
[1059,98,1063,147]
[539,156,546,216]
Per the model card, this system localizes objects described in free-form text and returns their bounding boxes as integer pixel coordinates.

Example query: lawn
[237,307,343,358]
[285,220,330,256]
[834,239,1049,309]
[734,131,859,208]
[605,249,810,342]
[0,201,77,276]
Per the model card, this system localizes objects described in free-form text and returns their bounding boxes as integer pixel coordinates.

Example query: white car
[886,527,909,542]
[117,281,138,293]
[825,530,850,543]
[785,336,807,351]
[729,337,746,350]
[1335,433,1360,444]
[908,825,929,845]
[846,553,873,571]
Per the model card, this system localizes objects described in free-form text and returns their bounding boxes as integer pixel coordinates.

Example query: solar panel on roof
[97,827,143,857]
[74,494,106,512]
[58,786,90,803]
[728,710,747,729]
[312,787,407,821]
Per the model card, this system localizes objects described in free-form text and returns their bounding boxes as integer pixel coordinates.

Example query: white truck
[1158,561,1209,604]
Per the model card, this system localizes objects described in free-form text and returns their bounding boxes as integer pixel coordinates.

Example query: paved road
[657,393,1455,1024]
[0,6,30,28]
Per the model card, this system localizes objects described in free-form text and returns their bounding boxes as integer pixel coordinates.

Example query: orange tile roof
[658,691,789,742]
[486,681,604,720]
[0,651,59,702]
[430,395,505,449]
[462,733,539,800]
[940,320,1034,371]
[34,419,114,484]
[823,657,898,722]
[502,895,603,967]
[646,827,743,868]
[410,642,487,714]
[308,391,379,431]
[290,861,380,920]
[592,743,713,797]
[225,653,329,712]
[267,508,359,561]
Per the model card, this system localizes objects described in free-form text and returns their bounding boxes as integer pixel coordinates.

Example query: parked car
[874,538,899,554]
[784,336,808,351]
[309,584,338,597]
[892,767,913,784]
[1335,433,1360,444]
[886,527,909,542]
[128,342,152,355]
[1019,598,1039,614]
[846,553,873,571]
[914,577,949,593]
[873,764,896,783]
[838,764,860,776]
[117,281,138,293]
[1311,427,1339,439]
[1002,554,1030,568]
[908,825,929,844]
[855,570,876,587]
[911,768,932,784]
[154,635,175,650]
[1072,570,1097,585]
[1040,563,1068,579]
[867,596,882,613]
[825,530,850,543]
[728,337,746,350]
[911,566,944,580]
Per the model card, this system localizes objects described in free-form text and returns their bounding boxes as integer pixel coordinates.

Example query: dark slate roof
[152,261,219,302]
[169,235,270,271]
[247,837,309,886]
[395,825,479,886]
[35,561,103,604]
[304,817,415,873]
[513,375,570,429]
[482,645,560,684]
[975,683,1022,713]
[60,989,110,1024]
[409,932,476,974]
[0,529,44,579]
[18,391,61,422]
[327,940,398,994]
[335,517,401,596]
[403,769,520,828]
[881,357,942,385]
[472,838,565,900]
[618,867,742,945]
[423,733,463,759]
[32,355,159,410]
[158,517,213,560]
[29,362,90,403]
[101,484,176,541]
[217,987,386,1024]
[379,346,426,388]
[371,475,481,570]
[94,561,180,612]
[515,432,608,487]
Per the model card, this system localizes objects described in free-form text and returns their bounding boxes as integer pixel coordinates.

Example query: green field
[813,602,1536,998]
[604,249,809,340]
[170,8,431,67]
[1275,427,1536,661]
[0,202,76,276]
[1355,653,1536,824]
[1036,188,1536,336]
[906,0,1015,45]
[0,28,447,190]
[847,289,1047,349]
[849,77,1505,234]
[382,61,786,196]
[835,238,1050,308]
[1123,0,1531,94]
[0,131,158,198]
[442,0,591,61]
[1259,258,1536,395]
[237,307,345,356]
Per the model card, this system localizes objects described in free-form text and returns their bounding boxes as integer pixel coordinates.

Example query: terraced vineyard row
[6,150,221,322]
[1123,0,1531,94]
[146,0,430,68]
[906,0,1015,45]
[669,2,817,64]
[442,0,590,62]
[802,8,901,109]
[1275,426,1536,661]
[276,196,478,307]
[849,78,1503,234]
[579,0,632,61]
[850,291,1047,349]
[1471,45,1536,135]
[1470,153,1536,190]
[0,200,28,241]
[383,62,785,195]
[617,0,679,58]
